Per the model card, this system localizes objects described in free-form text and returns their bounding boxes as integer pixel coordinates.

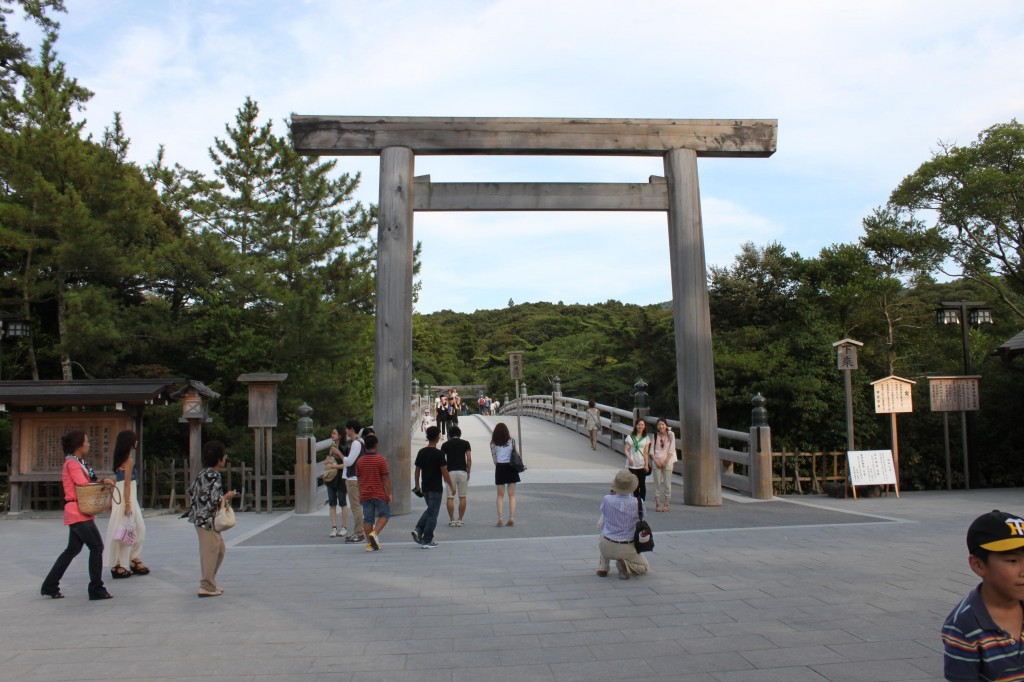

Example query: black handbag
[509,440,526,473]
[634,501,654,553]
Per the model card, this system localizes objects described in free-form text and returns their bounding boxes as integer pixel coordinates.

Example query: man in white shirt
[342,420,366,544]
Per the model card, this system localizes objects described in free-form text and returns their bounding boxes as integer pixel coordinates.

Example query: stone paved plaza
[1,414,1010,681]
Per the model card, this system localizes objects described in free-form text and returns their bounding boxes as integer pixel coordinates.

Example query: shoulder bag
[633,500,654,553]
[509,439,526,473]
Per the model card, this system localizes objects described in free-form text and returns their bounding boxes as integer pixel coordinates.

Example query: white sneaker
[329,527,338,538]
[338,528,348,537]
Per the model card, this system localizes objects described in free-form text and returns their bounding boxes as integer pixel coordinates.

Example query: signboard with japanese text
[509,351,523,382]
[847,450,898,487]
[16,412,133,475]
[836,345,858,370]
[872,376,915,414]
[928,376,981,412]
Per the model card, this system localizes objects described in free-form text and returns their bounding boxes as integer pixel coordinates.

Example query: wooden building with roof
[0,378,182,515]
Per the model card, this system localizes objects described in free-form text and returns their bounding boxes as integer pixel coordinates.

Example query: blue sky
[13,1,1024,313]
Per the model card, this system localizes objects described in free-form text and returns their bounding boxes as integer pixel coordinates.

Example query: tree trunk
[56,281,72,380]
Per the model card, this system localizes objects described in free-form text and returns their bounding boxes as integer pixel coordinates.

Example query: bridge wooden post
[375,146,415,515]
[665,148,722,506]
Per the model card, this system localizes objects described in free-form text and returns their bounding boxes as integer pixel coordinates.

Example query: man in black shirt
[411,426,453,548]
[442,426,472,527]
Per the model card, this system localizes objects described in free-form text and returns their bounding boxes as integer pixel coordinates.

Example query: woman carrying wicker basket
[41,430,115,600]
[104,430,149,579]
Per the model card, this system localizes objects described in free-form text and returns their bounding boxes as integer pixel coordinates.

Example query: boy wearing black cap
[941,510,1024,681]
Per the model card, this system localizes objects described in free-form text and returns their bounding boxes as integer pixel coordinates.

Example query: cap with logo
[967,509,1024,554]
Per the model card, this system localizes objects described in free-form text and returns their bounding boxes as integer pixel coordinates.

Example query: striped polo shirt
[942,584,1024,681]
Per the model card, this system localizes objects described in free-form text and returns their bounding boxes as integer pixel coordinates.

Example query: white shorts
[447,470,468,498]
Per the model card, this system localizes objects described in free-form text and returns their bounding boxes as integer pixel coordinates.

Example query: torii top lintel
[290,116,777,158]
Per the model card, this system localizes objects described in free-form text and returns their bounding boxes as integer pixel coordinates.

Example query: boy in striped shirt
[942,510,1024,681]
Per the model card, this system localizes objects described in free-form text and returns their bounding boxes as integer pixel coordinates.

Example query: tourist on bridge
[323,426,349,539]
[436,395,450,436]
[596,469,650,580]
[624,420,651,501]
[341,421,367,544]
[411,426,453,549]
[584,399,601,450]
[442,425,472,526]
[490,422,520,527]
[651,418,677,512]
[355,434,391,552]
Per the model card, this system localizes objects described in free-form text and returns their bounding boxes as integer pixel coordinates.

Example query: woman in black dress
[489,422,520,527]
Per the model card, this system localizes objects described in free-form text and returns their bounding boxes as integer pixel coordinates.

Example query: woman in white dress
[104,430,149,579]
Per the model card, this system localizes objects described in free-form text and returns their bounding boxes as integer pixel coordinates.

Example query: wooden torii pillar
[291,117,777,509]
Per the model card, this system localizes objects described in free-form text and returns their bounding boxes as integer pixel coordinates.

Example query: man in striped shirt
[596,469,650,580]
[942,509,1024,681]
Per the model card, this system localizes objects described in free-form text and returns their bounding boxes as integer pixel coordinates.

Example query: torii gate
[291,116,777,513]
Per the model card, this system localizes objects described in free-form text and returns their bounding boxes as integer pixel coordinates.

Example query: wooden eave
[0,378,184,408]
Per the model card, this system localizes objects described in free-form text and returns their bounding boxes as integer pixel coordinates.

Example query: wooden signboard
[15,412,134,476]
[872,376,914,414]
[509,351,523,382]
[847,449,899,499]
[928,376,981,412]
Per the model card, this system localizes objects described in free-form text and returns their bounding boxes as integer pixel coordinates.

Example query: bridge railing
[500,392,773,500]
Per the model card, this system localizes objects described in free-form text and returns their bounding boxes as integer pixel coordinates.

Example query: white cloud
[8,0,1022,312]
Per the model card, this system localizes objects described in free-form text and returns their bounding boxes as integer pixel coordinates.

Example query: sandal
[130,560,151,576]
[496,519,504,527]
[111,566,133,579]
[506,519,515,527]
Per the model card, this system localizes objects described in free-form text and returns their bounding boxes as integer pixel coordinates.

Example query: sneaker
[329,527,338,538]
[338,527,348,537]
[345,533,365,544]
[420,541,439,549]
[411,529,422,544]
[365,542,374,552]
[368,532,381,551]
[455,520,464,527]
[448,520,458,527]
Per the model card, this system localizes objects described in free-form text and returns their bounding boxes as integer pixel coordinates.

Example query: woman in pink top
[651,418,677,512]
[41,430,115,600]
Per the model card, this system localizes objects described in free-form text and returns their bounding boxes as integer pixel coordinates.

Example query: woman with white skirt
[104,429,149,579]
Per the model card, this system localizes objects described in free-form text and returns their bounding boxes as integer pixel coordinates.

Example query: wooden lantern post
[238,373,287,513]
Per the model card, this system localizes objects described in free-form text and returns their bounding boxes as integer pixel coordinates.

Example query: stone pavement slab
[2,414,1014,681]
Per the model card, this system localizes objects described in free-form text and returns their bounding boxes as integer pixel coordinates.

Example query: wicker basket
[75,483,114,515]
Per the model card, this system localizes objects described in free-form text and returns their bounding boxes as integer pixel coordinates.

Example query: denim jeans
[415,490,443,543]
[42,519,106,597]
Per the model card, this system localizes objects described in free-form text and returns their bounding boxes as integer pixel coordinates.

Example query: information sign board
[847,450,898,487]
[872,376,914,414]
[836,345,858,370]
[509,351,523,382]
[928,376,981,412]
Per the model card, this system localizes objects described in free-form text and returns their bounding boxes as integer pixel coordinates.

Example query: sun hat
[611,469,639,495]
[967,509,1024,554]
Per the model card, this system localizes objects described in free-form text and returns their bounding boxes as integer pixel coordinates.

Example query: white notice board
[847,450,898,486]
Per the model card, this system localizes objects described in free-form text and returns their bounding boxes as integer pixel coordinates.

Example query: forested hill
[412,260,1023,491]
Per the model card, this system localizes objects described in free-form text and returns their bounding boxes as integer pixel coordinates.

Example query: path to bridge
[1,413,1002,681]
